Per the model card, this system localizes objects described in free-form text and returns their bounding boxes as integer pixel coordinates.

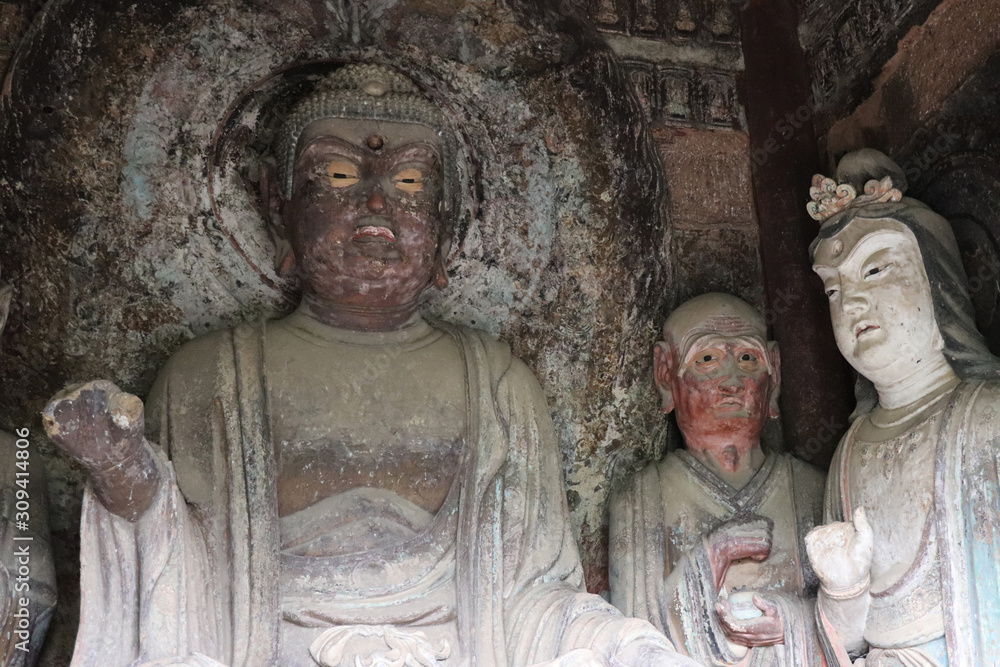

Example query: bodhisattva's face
[282,118,445,311]
[659,331,775,445]
[813,222,940,384]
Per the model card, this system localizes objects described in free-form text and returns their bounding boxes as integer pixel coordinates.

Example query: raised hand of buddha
[43,380,160,521]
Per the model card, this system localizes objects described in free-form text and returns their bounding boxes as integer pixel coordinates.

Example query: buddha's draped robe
[818,381,1000,667]
[68,320,688,667]
[610,450,826,666]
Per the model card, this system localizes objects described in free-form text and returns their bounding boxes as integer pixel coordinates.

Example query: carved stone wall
[588,0,745,130]
[799,0,939,131]
[582,0,762,310]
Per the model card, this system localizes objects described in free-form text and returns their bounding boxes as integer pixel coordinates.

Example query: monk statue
[609,292,826,665]
[0,272,57,666]
[41,64,700,667]
[804,148,1000,666]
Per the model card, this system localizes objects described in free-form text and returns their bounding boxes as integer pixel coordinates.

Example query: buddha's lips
[353,226,396,242]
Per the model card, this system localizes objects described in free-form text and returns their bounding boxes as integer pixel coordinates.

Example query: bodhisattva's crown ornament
[806,174,903,222]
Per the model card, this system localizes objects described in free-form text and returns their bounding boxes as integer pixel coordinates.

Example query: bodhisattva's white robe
[68,321,690,667]
[818,381,1000,667]
[610,450,826,666]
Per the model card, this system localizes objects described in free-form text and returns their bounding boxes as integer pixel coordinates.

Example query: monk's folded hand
[716,593,784,647]
[704,514,773,590]
[42,379,160,521]
[804,507,873,597]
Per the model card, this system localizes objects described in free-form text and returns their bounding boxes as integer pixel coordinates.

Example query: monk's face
[813,220,941,385]
[667,331,775,445]
[283,118,445,310]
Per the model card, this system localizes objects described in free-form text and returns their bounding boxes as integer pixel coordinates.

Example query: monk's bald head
[654,293,781,457]
[662,293,767,361]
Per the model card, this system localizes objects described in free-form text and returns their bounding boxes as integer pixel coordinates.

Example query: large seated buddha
[43,64,699,667]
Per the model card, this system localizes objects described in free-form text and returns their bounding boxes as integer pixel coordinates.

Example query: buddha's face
[283,118,445,310]
[655,307,778,446]
[813,219,941,384]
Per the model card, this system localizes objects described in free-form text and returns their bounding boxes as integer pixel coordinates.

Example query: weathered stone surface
[822,0,1000,160]
[672,228,763,308]
[655,127,756,230]
[799,0,939,129]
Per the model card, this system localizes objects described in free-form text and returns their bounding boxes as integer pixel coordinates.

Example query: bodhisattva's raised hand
[42,380,160,521]
[804,507,874,596]
[704,514,774,591]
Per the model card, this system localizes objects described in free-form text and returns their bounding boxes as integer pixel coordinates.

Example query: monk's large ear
[260,159,295,277]
[766,340,781,419]
[653,342,676,414]
[0,284,12,338]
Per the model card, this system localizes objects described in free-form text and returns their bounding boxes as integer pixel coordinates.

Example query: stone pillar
[737,0,854,467]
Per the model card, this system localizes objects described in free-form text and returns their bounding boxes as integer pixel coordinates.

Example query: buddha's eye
[825,287,839,298]
[393,168,424,193]
[327,161,360,188]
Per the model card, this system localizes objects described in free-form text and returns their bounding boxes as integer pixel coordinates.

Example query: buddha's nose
[367,189,387,213]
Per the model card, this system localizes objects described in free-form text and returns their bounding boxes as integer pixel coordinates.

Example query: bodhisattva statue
[804,149,1000,666]
[609,292,826,665]
[0,275,57,666]
[42,64,700,667]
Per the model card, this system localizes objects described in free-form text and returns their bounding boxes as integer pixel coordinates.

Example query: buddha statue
[804,149,1000,666]
[42,64,699,667]
[0,273,57,666]
[609,292,826,665]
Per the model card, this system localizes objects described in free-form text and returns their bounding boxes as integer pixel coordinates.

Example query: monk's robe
[610,449,826,666]
[818,381,1000,667]
[67,318,691,667]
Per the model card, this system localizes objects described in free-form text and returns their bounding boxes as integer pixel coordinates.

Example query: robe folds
[819,381,1000,667]
[610,450,826,666]
[68,321,689,667]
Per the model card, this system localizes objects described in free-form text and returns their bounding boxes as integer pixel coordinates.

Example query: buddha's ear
[0,284,12,338]
[433,235,452,289]
[653,342,676,414]
[259,159,295,277]
[766,340,782,419]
